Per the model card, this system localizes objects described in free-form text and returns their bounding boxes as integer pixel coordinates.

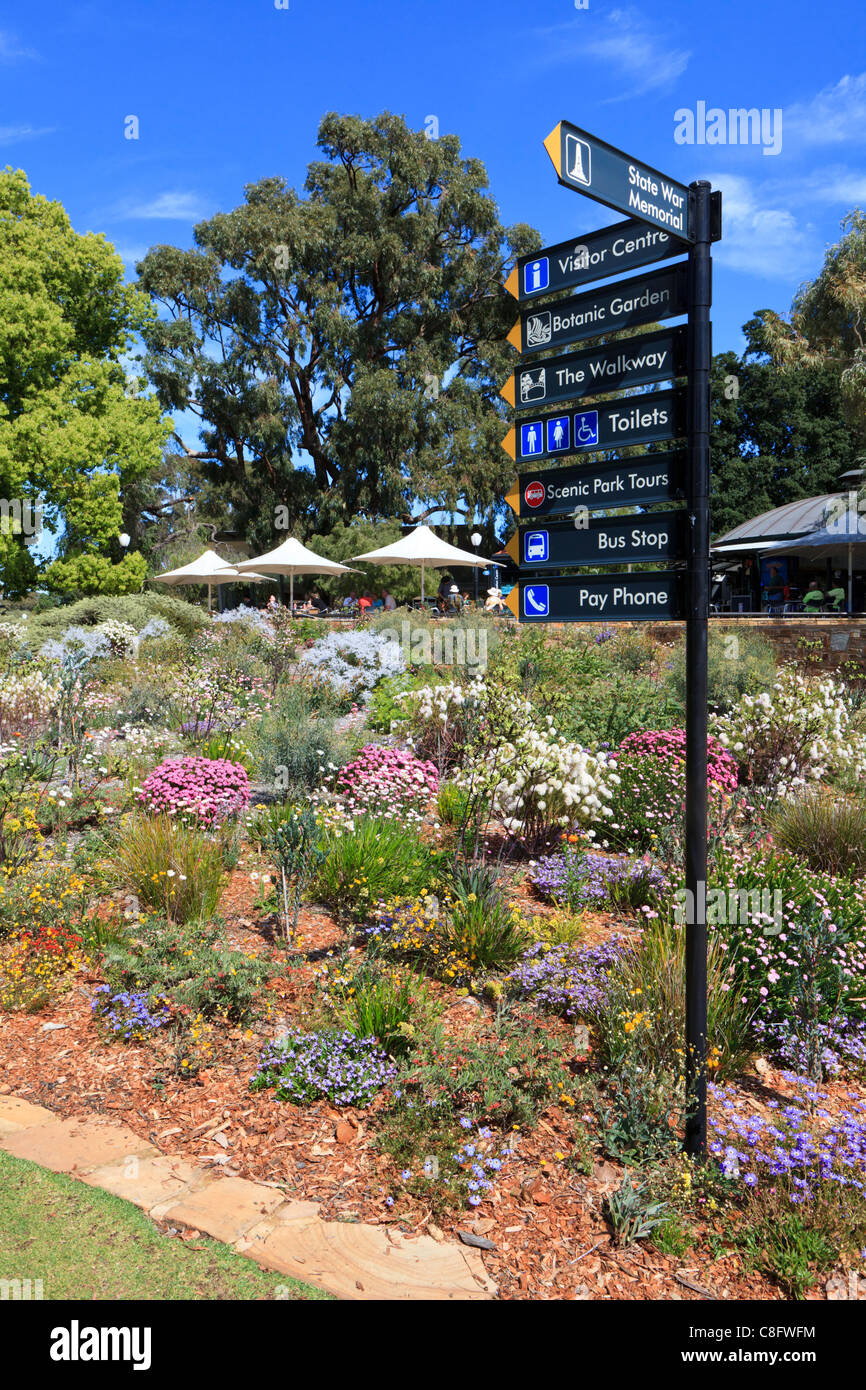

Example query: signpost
[507,264,689,355]
[505,511,686,570]
[505,219,687,302]
[501,326,687,410]
[505,453,687,518]
[501,388,686,464]
[501,120,719,1158]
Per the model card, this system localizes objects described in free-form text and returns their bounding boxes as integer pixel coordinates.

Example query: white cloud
[793,167,866,206]
[0,30,36,63]
[711,173,816,280]
[785,72,866,147]
[532,6,690,98]
[0,124,53,146]
[115,191,211,221]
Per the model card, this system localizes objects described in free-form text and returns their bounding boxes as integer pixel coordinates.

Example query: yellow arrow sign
[506,320,522,352]
[504,532,520,565]
[500,427,516,460]
[500,376,515,408]
[544,123,563,179]
[504,479,520,515]
[504,265,520,300]
[505,586,520,618]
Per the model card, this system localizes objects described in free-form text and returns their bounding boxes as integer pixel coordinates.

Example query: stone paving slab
[155,1175,286,1240]
[242,1217,496,1300]
[0,1094,497,1301]
[0,1115,158,1173]
[0,1097,61,1136]
[79,1154,207,1211]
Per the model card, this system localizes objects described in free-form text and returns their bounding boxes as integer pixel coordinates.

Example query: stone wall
[643,618,866,674]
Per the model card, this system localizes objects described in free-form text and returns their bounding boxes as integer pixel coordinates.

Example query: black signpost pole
[684,181,712,1158]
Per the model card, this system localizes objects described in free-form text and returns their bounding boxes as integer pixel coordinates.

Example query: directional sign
[505,219,688,302]
[501,326,687,411]
[544,121,694,243]
[508,264,689,357]
[502,388,686,464]
[507,572,685,623]
[506,512,686,570]
[506,452,687,518]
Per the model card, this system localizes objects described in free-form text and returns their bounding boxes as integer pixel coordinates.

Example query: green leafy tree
[0,167,170,597]
[136,112,538,546]
[710,321,862,538]
[758,210,866,443]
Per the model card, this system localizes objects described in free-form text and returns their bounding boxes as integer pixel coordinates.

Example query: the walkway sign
[505,571,685,622]
[505,453,687,517]
[544,121,694,242]
[506,511,686,570]
[501,326,687,410]
[502,388,686,463]
[507,264,689,356]
[505,219,688,302]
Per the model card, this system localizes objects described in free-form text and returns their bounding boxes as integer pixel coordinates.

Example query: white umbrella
[235,536,357,611]
[351,524,492,603]
[151,548,273,609]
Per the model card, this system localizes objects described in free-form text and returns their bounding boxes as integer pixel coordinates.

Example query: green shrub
[331,964,440,1057]
[108,814,228,924]
[770,790,866,877]
[312,815,444,921]
[103,917,273,1022]
[590,917,754,1082]
[252,683,351,795]
[739,1209,837,1299]
[666,625,778,714]
[19,592,207,641]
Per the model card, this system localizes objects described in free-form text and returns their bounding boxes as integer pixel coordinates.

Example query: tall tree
[758,209,866,443]
[710,315,862,538]
[0,168,170,597]
[136,112,539,547]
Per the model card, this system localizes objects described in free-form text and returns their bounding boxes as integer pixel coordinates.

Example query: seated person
[826,580,847,612]
[445,583,462,613]
[342,592,357,609]
[381,588,397,611]
[437,575,453,605]
[358,591,374,613]
[484,586,505,613]
[802,585,825,614]
[303,588,328,614]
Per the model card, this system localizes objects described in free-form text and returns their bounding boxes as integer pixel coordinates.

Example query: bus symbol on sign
[525,531,549,563]
[524,480,545,509]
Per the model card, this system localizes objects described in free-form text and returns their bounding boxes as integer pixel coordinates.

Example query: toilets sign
[544,120,697,242]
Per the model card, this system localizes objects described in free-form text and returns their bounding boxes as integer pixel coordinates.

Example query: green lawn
[0,1150,332,1301]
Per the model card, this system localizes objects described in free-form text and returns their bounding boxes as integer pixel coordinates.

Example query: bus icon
[525,531,549,563]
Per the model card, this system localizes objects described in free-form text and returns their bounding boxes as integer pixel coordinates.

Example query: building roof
[714,493,849,547]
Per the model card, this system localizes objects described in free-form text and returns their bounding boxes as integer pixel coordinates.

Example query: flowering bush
[711,844,866,1077]
[211,605,275,637]
[712,666,866,796]
[709,1075,866,1203]
[138,756,249,827]
[410,681,618,843]
[334,744,438,818]
[605,730,738,853]
[530,847,668,914]
[92,986,171,1042]
[0,667,60,738]
[0,921,82,1012]
[250,1029,396,1106]
[298,629,405,698]
[507,936,627,1020]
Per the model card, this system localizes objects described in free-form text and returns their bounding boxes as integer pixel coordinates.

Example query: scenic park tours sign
[501,119,720,1156]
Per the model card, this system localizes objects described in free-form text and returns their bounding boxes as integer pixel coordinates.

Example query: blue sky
[2,0,863,421]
